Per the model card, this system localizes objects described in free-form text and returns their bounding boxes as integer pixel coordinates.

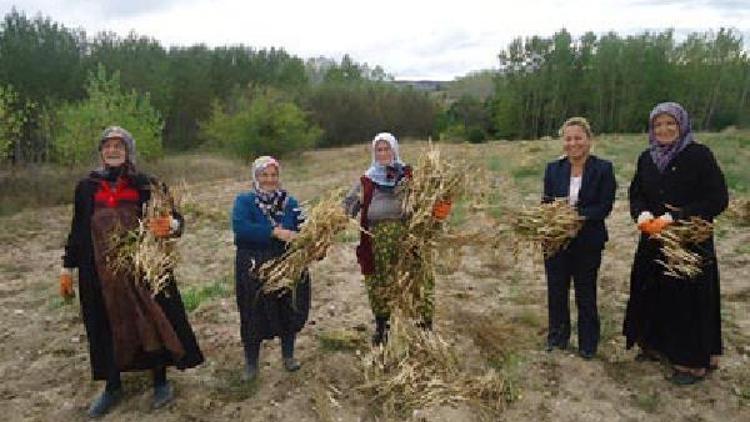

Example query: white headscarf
[365,132,405,187]
[251,155,281,193]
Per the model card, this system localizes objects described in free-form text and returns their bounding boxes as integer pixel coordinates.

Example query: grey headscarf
[99,126,136,166]
[648,102,694,173]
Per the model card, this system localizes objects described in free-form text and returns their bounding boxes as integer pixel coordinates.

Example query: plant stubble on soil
[0,134,749,421]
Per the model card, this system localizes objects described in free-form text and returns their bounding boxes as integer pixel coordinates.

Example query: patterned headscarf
[648,102,694,173]
[251,156,288,224]
[365,132,406,188]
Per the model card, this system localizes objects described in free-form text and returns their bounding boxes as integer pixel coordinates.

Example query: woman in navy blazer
[542,117,617,359]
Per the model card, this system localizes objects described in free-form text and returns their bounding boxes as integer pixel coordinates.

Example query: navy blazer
[543,155,617,249]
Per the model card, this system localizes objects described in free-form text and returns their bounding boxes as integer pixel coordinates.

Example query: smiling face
[374,140,394,165]
[100,137,128,167]
[257,165,280,191]
[652,113,680,146]
[562,124,592,161]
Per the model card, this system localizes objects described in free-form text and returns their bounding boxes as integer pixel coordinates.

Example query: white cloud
[3,0,748,79]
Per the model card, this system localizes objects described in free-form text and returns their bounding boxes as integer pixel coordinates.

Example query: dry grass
[653,217,714,279]
[727,198,750,225]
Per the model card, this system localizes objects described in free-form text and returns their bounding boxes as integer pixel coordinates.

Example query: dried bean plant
[108,183,182,295]
[361,313,513,417]
[258,189,353,294]
[653,216,713,279]
[510,199,584,259]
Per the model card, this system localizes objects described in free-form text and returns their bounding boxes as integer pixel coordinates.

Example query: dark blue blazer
[543,155,617,249]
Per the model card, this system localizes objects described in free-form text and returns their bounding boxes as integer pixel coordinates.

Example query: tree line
[489,28,750,140]
[1,9,748,165]
[0,10,437,164]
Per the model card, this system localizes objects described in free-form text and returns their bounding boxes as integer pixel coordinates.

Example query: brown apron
[90,202,185,370]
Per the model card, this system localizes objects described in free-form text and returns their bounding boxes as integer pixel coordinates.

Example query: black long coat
[623,143,728,368]
[63,172,204,380]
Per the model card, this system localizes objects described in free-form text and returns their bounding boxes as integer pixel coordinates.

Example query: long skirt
[235,248,311,344]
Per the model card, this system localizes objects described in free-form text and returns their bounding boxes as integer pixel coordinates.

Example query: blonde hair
[559,117,593,139]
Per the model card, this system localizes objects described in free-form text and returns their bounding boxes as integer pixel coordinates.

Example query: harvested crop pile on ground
[510,199,584,259]
[107,183,182,295]
[259,189,352,294]
[654,216,713,279]
[361,313,513,416]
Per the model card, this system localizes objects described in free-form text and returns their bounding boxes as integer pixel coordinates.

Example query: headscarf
[251,155,288,224]
[96,125,137,180]
[648,102,694,173]
[364,132,406,188]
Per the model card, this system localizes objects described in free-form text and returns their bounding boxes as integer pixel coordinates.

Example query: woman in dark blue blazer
[542,117,617,359]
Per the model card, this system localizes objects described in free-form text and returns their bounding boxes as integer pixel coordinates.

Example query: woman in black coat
[59,126,203,417]
[623,102,728,385]
[543,117,617,360]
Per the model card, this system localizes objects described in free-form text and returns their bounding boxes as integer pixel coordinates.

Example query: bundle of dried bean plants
[361,313,512,417]
[654,216,713,279]
[108,183,182,295]
[510,199,584,259]
[258,189,352,294]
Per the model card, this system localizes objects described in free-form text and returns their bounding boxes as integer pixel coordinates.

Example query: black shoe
[579,350,595,360]
[635,351,660,362]
[373,317,390,346]
[670,370,705,385]
[283,357,301,372]
[87,388,122,418]
[545,341,568,352]
[152,381,174,409]
[242,363,258,381]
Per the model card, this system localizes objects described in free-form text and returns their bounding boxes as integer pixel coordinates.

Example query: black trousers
[544,242,603,354]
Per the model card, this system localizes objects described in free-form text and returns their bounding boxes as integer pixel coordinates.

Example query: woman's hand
[148,215,173,238]
[432,199,453,221]
[272,227,297,242]
[59,268,75,299]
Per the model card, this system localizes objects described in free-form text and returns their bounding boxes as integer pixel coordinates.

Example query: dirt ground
[1,140,748,421]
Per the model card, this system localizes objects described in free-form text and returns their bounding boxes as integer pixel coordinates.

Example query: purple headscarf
[648,102,694,172]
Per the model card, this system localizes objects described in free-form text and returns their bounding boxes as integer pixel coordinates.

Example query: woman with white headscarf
[232,156,310,381]
[343,132,450,345]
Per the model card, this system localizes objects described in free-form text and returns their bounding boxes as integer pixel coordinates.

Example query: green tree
[52,65,163,165]
[0,84,28,161]
[201,87,320,159]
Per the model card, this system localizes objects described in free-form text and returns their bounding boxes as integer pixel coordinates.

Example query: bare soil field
[1,135,748,421]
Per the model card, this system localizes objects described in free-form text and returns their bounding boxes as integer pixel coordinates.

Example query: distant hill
[391,80,451,92]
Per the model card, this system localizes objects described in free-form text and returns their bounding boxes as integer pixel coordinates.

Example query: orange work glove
[59,271,75,299]
[649,217,671,235]
[638,218,671,236]
[432,199,453,221]
[148,216,172,238]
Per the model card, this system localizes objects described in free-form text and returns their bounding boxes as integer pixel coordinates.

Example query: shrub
[201,87,320,159]
[0,84,29,162]
[51,64,163,166]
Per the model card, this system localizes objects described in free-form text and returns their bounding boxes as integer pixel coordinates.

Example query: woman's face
[562,124,591,161]
[653,113,680,146]
[257,165,280,191]
[100,137,127,167]
[374,140,394,165]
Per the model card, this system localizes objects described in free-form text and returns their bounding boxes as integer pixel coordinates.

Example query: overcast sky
[3,0,749,80]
